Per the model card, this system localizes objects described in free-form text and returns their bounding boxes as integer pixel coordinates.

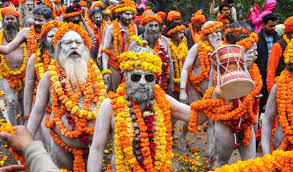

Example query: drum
[210,45,254,99]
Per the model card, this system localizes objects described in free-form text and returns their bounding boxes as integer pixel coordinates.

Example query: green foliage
[146,0,292,23]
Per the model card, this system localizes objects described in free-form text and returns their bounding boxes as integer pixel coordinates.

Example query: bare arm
[87,98,113,172]
[24,54,37,117]
[0,28,29,55]
[179,44,198,101]
[166,94,207,125]
[102,24,114,70]
[27,72,50,137]
[261,84,278,155]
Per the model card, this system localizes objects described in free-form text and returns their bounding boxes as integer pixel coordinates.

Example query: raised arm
[261,83,278,155]
[101,24,114,71]
[87,98,114,172]
[179,44,198,102]
[27,72,50,137]
[24,54,37,123]
[0,28,29,55]
[166,94,208,125]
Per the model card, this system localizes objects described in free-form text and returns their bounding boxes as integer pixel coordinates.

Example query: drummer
[187,23,262,168]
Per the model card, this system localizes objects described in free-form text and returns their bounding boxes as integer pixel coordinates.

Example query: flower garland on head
[53,22,91,50]
[109,82,173,171]
[188,23,203,44]
[189,64,262,146]
[0,28,27,91]
[284,39,293,64]
[131,35,170,90]
[236,32,258,51]
[168,37,188,92]
[188,40,213,93]
[202,21,223,35]
[167,25,186,37]
[111,0,137,14]
[27,25,40,57]
[108,19,136,70]
[276,70,293,151]
[140,15,162,27]
[46,58,106,171]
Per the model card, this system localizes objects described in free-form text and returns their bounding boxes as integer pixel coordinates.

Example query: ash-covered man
[100,0,137,92]
[27,23,106,170]
[23,21,59,123]
[129,11,174,94]
[0,6,27,125]
[87,46,207,171]
[179,21,223,151]
[0,5,53,57]
[19,0,35,18]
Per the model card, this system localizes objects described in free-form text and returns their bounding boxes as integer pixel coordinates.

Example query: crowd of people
[0,0,292,171]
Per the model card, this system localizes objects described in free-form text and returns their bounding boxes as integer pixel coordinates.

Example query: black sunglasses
[131,73,155,82]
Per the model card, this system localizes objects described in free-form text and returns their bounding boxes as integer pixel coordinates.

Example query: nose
[139,76,147,85]
[71,42,78,49]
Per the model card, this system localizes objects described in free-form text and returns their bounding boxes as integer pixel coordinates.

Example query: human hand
[0,126,33,152]
[0,165,26,172]
[91,36,97,47]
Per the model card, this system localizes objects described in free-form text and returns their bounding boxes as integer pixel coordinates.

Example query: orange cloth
[92,1,104,9]
[78,1,87,7]
[191,10,206,24]
[1,6,21,20]
[157,11,166,20]
[167,10,181,22]
[284,16,293,33]
[266,42,283,92]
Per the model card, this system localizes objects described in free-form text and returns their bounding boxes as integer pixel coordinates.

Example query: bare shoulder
[19,27,30,37]
[161,35,169,45]
[190,43,199,52]
[98,98,114,119]
[27,53,36,67]
[38,71,51,86]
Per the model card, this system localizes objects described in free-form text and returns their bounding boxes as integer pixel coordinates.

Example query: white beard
[64,57,88,86]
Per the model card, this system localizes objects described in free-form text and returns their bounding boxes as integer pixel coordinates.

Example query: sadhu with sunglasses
[88,46,207,171]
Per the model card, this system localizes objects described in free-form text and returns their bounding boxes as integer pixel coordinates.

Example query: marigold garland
[131,35,170,90]
[140,15,162,26]
[167,25,186,37]
[88,19,107,48]
[63,10,83,19]
[211,150,293,172]
[235,32,258,51]
[188,23,203,44]
[0,28,27,91]
[46,58,106,171]
[34,47,50,81]
[27,25,40,57]
[111,0,137,14]
[53,22,91,50]
[189,64,262,146]
[118,51,163,76]
[283,34,290,44]
[188,40,213,93]
[168,38,188,92]
[109,83,173,171]
[284,39,293,64]
[202,21,223,35]
[276,70,293,151]
[52,6,66,21]
[110,19,136,70]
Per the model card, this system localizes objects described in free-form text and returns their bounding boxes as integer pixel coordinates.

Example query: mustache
[66,50,81,57]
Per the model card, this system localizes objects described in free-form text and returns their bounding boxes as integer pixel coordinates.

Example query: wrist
[24,114,30,120]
